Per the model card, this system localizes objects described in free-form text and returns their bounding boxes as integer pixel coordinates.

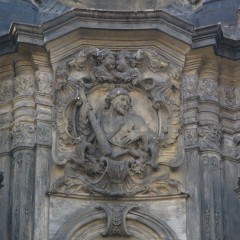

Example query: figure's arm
[78,101,93,137]
[121,114,149,148]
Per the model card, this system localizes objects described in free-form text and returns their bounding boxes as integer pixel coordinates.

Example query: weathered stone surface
[49,196,187,240]
[0,1,240,240]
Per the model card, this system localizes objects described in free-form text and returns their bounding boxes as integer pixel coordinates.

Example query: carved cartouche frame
[51,48,185,197]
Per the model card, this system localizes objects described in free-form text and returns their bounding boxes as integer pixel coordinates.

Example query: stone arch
[51,209,178,240]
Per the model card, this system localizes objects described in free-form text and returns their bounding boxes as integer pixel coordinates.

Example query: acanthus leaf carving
[51,48,184,197]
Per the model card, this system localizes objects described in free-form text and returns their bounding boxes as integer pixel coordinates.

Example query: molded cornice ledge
[0,9,193,56]
[193,24,240,60]
[0,23,43,55]
[41,9,193,43]
[1,8,240,59]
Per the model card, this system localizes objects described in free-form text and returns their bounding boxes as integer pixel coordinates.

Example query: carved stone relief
[184,127,197,147]
[223,86,236,107]
[197,78,219,102]
[97,204,138,237]
[14,61,35,96]
[0,64,14,102]
[198,124,222,150]
[37,125,51,145]
[10,122,35,147]
[203,208,223,240]
[182,74,199,98]
[51,48,185,197]
[35,70,53,94]
[51,203,178,240]
[201,155,221,171]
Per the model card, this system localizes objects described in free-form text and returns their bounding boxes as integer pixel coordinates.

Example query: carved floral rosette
[51,48,185,198]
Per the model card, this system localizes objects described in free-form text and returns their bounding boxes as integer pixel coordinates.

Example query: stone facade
[0,0,240,240]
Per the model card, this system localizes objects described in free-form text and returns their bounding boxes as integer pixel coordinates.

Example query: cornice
[0,8,240,59]
[41,9,193,43]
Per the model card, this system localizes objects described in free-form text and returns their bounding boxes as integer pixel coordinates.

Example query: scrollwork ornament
[97,204,138,237]
[52,48,184,197]
[201,155,220,172]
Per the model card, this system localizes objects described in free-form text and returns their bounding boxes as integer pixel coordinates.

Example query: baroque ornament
[198,78,219,102]
[184,128,197,147]
[10,122,35,147]
[223,87,236,107]
[182,74,198,98]
[15,74,35,96]
[198,124,222,150]
[97,204,138,236]
[51,48,184,197]
[35,70,53,94]
[37,125,51,144]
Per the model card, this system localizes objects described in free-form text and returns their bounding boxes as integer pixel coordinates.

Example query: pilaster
[10,59,36,240]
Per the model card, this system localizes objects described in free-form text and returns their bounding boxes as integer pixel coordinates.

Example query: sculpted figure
[52,48,184,197]
[75,87,159,196]
[114,50,141,84]
[92,49,116,83]
[92,49,141,84]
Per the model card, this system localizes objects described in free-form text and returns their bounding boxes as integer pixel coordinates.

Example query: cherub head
[98,49,116,71]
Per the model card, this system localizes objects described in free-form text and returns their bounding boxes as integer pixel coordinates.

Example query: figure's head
[98,49,116,71]
[105,88,132,115]
[116,50,136,72]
